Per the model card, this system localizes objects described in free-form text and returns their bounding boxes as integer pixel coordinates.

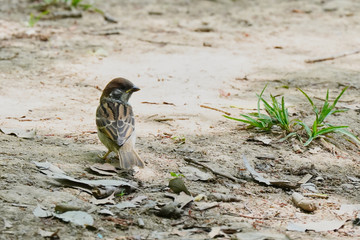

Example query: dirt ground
[1,0,360,239]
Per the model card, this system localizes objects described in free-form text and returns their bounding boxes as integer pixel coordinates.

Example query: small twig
[200,105,231,116]
[163,101,175,106]
[225,212,295,220]
[137,38,197,47]
[86,29,121,36]
[154,118,189,122]
[104,13,118,23]
[225,212,269,220]
[0,52,19,60]
[243,203,253,214]
[234,213,268,220]
[171,219,186,226]
[141,101,158,105]
[154,118,175,122]
[141,101,175,105]
[305,49,360,63]
[303,193,329,199]
[46,11,82,19]
[137,38,169,46]
[11,203,28,208]
[184,157,244,183]
[297,173,312,185]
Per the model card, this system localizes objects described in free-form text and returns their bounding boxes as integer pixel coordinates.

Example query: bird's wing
[96,101,135,147]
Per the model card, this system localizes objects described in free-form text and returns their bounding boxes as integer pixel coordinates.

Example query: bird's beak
[129,86,140,93]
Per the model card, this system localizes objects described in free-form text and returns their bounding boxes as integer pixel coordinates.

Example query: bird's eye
[111,89,122,98]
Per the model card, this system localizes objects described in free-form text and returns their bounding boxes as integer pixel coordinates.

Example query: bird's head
[101,77,140,103]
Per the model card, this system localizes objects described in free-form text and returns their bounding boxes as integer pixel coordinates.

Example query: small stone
[341,183,354,191]
[137,218,145,228]
[301,183,318,193]
[315,176,324,181]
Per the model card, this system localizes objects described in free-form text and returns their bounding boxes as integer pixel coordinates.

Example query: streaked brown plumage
[96,77,144,169]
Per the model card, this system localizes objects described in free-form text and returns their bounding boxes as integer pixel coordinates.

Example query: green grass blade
[257,85,268,115]
[297,120,312,137]
[303,137,314,146]
[314,126,348,137]
[331,109,348,114]
[334,128,360,145]
[248,112,271,120]
[281,97,290,130]
[318,87,348,124]
[71,0,82,7]
[223,114,270,129]
[298,88,318,115]
[312,120,318,137]
[278,132,297,142]
[260,97,274,114]
[332,87,348,107]
[223,115,251,123]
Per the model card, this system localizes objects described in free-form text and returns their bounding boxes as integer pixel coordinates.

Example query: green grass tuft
[225,85,359,147]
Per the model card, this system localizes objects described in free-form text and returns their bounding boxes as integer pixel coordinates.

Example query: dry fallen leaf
[335,204,360,215]
[287,220,346,232]
[89,163,117,176]
[165,192,194,209]
[53,211,94,226]
[33,205,52,218]
[155,202,182,219]
[208,227,225,238]
[90,192,116,205]
[0,127,36,139]
[194,202,219,211]
[180,166,214,181]
[114,201,137,210]
[98,209,114,216]
[242,155,270,185]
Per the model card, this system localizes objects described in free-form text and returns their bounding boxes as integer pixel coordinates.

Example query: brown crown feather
[101,77,137,99]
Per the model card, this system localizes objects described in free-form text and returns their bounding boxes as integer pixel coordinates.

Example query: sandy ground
[1,0,360,239]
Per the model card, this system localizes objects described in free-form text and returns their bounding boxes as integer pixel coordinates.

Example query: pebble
[341,183,354,191]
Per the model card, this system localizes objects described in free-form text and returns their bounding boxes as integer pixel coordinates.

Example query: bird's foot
[98,150,111,162]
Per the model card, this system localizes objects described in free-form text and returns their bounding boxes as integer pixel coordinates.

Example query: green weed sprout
[297,87,360,146]
[225,85,360,147]
[224,85,295,133]
[28,11,49,27]
[28,0,104,27]
[170,172,184,179]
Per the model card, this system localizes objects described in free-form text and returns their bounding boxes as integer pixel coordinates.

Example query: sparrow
[96,77,144,169]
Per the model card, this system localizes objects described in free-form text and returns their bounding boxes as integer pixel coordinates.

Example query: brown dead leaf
[194,202,219,211]
[0,127,36,139]
[287,220,346,232]
[89,163,117,176]
[90,192,116,205]
[208,227,225,238]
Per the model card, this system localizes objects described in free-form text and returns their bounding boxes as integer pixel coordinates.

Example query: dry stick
[226,212,295,220]
[297,173,312,185]
[305,49,360,63]
[200,105,231,116]
[184,157,244,183]
[137,38,197,47]
[0,52,18,61]
[154,118,189,122]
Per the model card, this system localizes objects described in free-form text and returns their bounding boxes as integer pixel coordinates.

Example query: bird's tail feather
[118,149,144,169]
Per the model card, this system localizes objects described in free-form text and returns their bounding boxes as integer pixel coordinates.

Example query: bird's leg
[98,150,111,162]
